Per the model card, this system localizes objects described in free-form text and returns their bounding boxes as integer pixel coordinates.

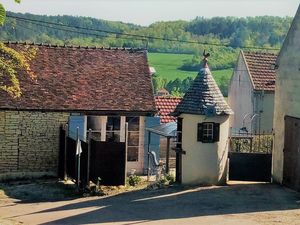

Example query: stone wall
[0,110,69,180]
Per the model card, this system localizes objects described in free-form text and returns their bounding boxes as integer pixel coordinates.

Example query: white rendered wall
[273,9,300,183]
[180,114,230,185]
[228,52,254,132]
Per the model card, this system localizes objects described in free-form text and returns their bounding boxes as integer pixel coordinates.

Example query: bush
[165,174,175,184]
[128,175,142,187]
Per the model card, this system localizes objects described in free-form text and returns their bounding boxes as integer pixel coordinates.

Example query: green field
[148,52,233,85]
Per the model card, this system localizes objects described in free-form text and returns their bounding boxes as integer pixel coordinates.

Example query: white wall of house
[180,113,230,185]
[228,52,254,133]
[273,10,300,183]
[228,52,274,134]
[253,92,274,134]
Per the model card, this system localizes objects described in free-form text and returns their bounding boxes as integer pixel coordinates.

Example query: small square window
[197,122,220,143]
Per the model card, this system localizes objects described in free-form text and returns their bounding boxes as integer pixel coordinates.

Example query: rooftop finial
[202,50,210,68]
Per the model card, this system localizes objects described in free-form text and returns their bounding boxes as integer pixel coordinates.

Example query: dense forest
[0,12,292,96]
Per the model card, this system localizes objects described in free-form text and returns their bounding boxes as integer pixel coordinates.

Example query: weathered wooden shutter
[213,123,220,142]
[197,123,203,142]
[176,117,183,184]
[177,118,183,147]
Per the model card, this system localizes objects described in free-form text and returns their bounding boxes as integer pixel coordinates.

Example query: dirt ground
[0,180,300,225]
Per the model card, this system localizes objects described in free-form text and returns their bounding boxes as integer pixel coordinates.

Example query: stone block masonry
[0,110,69,180]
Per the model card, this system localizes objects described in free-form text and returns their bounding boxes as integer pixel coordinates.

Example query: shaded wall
[273,8,300,183]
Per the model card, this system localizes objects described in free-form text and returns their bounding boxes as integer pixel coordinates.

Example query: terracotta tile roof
[174,62,233,116]
[243,51,277,91]
[155,96,182,123]
[0,42,156,114]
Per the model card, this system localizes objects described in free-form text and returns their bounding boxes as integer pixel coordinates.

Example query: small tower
[173,51,233,185]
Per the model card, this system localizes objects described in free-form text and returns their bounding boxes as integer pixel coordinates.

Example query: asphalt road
[1,182,300,225]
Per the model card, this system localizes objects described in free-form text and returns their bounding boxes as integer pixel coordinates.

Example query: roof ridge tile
[4,41,146,52]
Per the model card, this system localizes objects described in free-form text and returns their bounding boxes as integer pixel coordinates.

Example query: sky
[1,0,299,26]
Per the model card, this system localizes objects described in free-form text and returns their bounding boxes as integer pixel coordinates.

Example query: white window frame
[203,122,214,141]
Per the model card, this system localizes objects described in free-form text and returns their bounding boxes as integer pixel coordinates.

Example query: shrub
[128,175,142,187]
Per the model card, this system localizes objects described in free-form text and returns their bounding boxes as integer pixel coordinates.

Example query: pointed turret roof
[173,56,233,116]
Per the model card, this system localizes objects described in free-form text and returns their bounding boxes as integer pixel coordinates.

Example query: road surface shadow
[0,179,79,203]
[23,182,300,224]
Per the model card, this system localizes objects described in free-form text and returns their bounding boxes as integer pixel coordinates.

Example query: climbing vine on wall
[0,0,37,98]
[0,43,37,97]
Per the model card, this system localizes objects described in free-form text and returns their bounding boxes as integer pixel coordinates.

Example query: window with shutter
[213,123,220,142]
[197,123,204,142]
[197,122,220,143]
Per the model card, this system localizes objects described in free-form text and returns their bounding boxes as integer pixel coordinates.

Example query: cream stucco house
[173,56,233,185]
[272,5,300,191]
[228,51,277,134]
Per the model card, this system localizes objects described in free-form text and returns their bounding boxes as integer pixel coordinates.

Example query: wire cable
[7,14,281,51]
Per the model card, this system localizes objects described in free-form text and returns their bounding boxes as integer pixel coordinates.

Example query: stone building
[228,51,277,134]
[0,42,156,180]
[173,56,233,185]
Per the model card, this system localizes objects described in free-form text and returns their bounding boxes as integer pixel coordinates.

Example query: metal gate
[228,134,272,182]
[228,152,272,182]
[283,116,300,191]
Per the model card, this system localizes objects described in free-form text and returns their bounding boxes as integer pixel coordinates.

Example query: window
[126,117,140,162]
[87,116,101,141]
[197,122,220,143]
[203,123,214,140]
[106,116,120,142]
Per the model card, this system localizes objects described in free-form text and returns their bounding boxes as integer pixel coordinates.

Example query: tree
[0,0,36,98]
[0,0,20,25]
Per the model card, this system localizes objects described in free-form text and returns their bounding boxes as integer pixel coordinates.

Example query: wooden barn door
[283,116,300,191]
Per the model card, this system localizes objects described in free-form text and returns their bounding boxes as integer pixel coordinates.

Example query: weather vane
[202,50,210,68]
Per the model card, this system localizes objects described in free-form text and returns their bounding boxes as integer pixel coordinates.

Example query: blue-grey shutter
[68,115,87,141]
[197,123,204,142]
[213,123,220,142]
[143,116,160,174]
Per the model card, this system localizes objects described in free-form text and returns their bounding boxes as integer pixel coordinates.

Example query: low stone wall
[0,110,69,180]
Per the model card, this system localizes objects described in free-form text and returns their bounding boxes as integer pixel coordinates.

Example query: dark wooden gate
[283,116,300,191]
[90,140,126,186]
[58,127,126,187]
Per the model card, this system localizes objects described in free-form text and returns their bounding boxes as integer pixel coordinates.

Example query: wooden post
[64,123,68,180]
[125,122,128,185]
[77,127,80,190]
[87,129,92,188]
[166,137,170,174]
[147,131,151,181]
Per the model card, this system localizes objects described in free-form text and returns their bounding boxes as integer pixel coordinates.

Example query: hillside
[148,52,233,96]
[0,12,292,96]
